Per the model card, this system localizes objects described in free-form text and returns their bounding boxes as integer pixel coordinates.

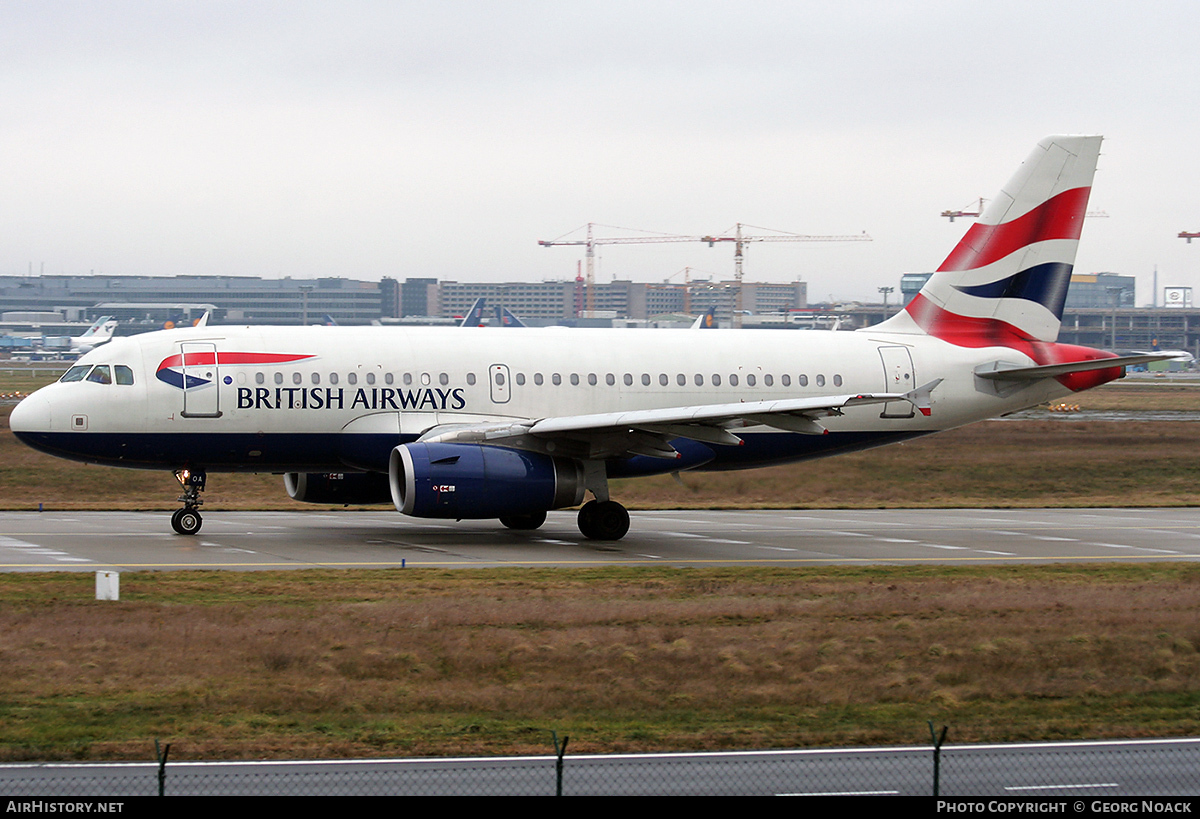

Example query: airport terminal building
[1,272,1197,357]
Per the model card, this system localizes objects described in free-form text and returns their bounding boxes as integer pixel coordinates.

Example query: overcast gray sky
[3,1,1199,304]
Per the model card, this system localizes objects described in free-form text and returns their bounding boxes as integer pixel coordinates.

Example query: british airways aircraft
[10,136,1171,539]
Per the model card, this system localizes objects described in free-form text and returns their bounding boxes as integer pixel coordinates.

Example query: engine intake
[390,442,584,519]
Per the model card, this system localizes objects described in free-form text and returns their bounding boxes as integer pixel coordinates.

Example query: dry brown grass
[2,566,1200,760]
[5,410,1200,511]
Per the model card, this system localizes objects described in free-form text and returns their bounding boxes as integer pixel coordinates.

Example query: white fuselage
[12,324,1070,476]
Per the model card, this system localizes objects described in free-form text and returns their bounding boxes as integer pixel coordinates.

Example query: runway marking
[0,536,93,564]
[781,790,900,796]
[1005,783,1119,791]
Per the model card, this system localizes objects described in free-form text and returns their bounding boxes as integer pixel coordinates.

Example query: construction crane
[941,198,986,222]
[699,224,872,327]
[943,197,1109,222]
[539,224,708,318]
[540,222,871,325]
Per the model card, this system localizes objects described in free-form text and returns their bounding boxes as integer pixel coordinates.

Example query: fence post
[550,731,569,796]
[155,739,171,796]
[928,721,948,797]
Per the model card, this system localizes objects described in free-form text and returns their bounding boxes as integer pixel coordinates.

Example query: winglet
[904,378,943,417]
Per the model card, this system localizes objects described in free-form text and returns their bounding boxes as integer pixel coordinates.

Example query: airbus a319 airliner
[11,136,1172,539]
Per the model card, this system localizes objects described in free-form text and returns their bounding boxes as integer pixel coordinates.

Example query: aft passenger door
[878,345,914,418]
[180,341,221,418]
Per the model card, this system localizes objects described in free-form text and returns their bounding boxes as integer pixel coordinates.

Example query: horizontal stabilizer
[974,354,1180,382]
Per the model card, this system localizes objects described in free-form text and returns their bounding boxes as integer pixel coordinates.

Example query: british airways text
[236,387,466,411]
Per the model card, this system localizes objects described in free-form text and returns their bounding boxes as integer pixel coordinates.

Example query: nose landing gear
[171,469,206,535]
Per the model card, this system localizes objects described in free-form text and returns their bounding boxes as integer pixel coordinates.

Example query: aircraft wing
[418,380,942,460]
[974,354,1183,382]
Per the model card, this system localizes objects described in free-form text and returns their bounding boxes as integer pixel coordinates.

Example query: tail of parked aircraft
[495,305,526,327]
[78,316,116,341]
[459,297,487,327]
[877,135,1102,347]
[690,306,718,330]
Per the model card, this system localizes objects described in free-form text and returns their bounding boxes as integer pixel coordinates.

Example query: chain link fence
[3,735,1198,796]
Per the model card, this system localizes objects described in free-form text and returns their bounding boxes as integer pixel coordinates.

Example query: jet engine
[390,442,585,519]
[284,471,394,505]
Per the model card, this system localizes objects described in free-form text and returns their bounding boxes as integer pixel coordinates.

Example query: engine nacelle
[284,471,393,505]
[390,442,585,519]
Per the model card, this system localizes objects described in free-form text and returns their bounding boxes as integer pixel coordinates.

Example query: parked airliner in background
[69,316,118,354]
[11,136,1178,539]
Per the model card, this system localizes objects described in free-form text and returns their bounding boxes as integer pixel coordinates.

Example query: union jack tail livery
[881,135,1102,347]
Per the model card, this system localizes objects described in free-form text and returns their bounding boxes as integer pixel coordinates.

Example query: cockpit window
[86,365,112,385]
[60,365,91,383]
[114,365,134,385]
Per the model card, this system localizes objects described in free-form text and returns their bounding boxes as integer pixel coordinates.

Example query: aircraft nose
[9,391,52,434]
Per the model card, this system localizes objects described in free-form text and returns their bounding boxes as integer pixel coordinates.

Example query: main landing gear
[577,499,630,541]
[499,501,631,540]
[171,469,206,535]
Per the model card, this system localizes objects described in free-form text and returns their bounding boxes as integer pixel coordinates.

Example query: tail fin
[495,305,526,327]
[690,306,718,329]
[459,297,487,327]
[878,135,1102,346]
